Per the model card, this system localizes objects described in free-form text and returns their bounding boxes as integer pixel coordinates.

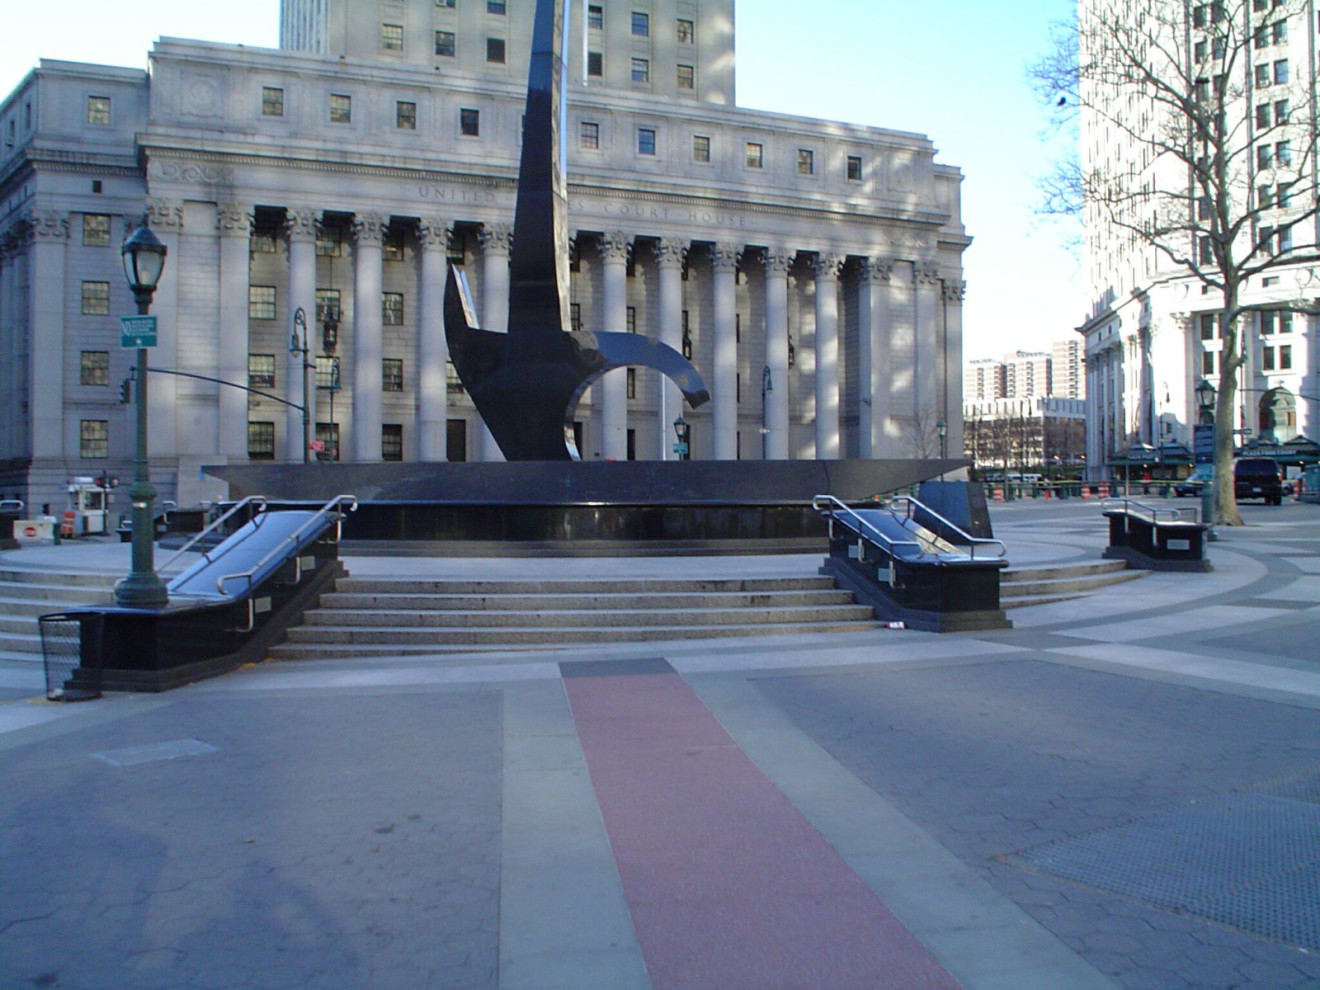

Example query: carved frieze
[916,263,943,286]
[151,160,234,185]
[146,199,184,229]
[861,257,896,283]
[26,210,68,241]
[943,281,967,304]
[215,203,251,236]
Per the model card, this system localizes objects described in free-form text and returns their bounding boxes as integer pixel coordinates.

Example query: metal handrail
[888,496,1007,559]
[812,495,925,557]
[157,496,268,575]
[0,499,24,513]
[213,494,357,596]
[1100,497,1199,526]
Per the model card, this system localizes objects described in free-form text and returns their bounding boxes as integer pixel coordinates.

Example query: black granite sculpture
[444,0,710,460]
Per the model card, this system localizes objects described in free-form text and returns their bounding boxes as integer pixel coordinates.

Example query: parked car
[1234,457,1284,505]
[1173,469,1212,497]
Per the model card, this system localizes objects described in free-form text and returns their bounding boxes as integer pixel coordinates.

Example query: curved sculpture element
[445,267,709,461]
[441,0,709,461]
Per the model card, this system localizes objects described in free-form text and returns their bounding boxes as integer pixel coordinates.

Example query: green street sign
[120,315,158,348]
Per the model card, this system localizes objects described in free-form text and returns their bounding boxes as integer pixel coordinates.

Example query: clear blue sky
[0,0,1080,361]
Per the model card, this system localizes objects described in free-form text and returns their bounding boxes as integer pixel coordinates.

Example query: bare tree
[1034,0,1320,524]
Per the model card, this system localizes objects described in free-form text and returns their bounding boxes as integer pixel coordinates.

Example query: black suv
[1234,457,1284,505]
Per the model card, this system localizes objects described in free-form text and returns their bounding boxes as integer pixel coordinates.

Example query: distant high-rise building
[965,358,1004,401]
[1002,351,1051,399]
[1051,339,1085,399]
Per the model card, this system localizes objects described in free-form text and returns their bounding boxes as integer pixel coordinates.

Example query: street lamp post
[672,416,690,461]
[289,307,312,463]
[1196,377,1217,530]
[116,221,169,607]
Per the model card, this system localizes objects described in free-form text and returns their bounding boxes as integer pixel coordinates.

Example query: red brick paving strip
[564,670,964,990]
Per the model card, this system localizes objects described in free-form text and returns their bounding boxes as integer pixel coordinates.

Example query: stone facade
[0,0,968,512]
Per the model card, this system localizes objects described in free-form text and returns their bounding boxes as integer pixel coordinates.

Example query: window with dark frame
[847,155,863,181]
[746,142,763,168]
[315,421,340,461]
[1199,313,1217,340]
[315,356,340,390]
[797,148,814,175]
[487,37,506,63]
[1280,344,1293,369]
[588,5,603,29]
[80,420,109,459]
[677,18,694,43]
[330,93,352,123]
[627,306,637,333]
[80,351,109,386]
[87,96,110,126]
[248,353,276,387]
[570,303,581,331]
[581,121,600,148]
[81,281,110,315]
[677,64,694,89]
[261,86,285,116]
[248,421,276,460]
[588,52,603,76]
[382,358,404,391]
[316,225,343,257]
[460,107,480,136]
[631,58,650,83]
[632,11,649,36]
[382,228,405,261]
[435,30,456,56]
[382,292,405,325]
[637,128,656,155]
[315,289,341,326]
[396,101,417,130]
[487,0,506,13]
[248,285,277,320]
[83,214,111,246]
[692,134,710,162]
[627,368,637,399]
[382,424,404,461]
[381,23,404,51]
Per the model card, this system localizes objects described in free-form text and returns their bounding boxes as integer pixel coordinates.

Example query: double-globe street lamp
[115,221,169,607]
[289,307,313,464]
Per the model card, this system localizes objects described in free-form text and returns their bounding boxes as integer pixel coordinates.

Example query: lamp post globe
[115,220,169,607]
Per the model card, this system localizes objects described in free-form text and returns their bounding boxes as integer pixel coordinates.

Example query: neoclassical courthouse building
[0,0,968,510]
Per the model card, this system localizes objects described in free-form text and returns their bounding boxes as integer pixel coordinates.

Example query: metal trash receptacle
[39,612,103,702]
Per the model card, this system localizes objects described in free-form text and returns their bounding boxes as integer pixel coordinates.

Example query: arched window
[1259,388,1298,442]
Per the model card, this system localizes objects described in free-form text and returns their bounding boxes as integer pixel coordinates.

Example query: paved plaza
[3,499,1320,989]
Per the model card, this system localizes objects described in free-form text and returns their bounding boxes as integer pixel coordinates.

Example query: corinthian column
[813,253,842,460]
[857,257,894,458]
[216,203,251,460]
[285,207,319,462]
[417,218,452,461]
[711,243,740,460]
[477,223,512,461]
[599,231,631,461]
[351,213,387,463]
[26,211,68,461]
[656,238,687,460]
[942,279,966,457]
[760,249,793,460]
[915,263,942,455]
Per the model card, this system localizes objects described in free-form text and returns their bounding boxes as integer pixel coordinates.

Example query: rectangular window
[261,86,285,117]
[581,121,600,149]
[396,101,417,130]
[1274,100,1289,125]
[315,356,340,391]
[315,289,341,327]
[315,421,340,461]
[1280,344,1293,369]
[627,367,637,399]
[1194,40,1208,61]
[692,134,710,162]
[1258,185,1274,209]
[587,51,603,76]
[1274,20,1288,43]
[797,148,814,175]
[435,30,456,56]
[81,280,110,315]
[382,292,405,326]
[460,107,480,136]
[677,18,694,43]
[1203,350,1216,376]
[627,306,637,333]
[438,0,455,6]
[316,226,342,257]
[1274,59,1289,84]
[1199,313,1217,340]
[382,228,405,261]
[80,351,109,386]
[248,285,277,320]
[80,420,108,459]
[1256,103,1271,128]
[1277,181,1292,207]
[632,11,649,36]
[487,37,506,63]
[381,23,404,51]
[746,142,763,168]
[1278,224,1292,251]
[329,93,351,123]
[1255,63,1270,87]
[1197,195,1212,220]
[637,127,656,155]
[1280,310,1294,333]
[1193,4,1207,27]
[86,96,110,126]
[487,0,506,12]
[1263,346,1276,371]
[82,213,111,246]
[677,64,694,89]
[248,421,276,460]
[570,303,581,332]
[1276,140,1291,165]
[1258,144,1273,169]
[847,155,863,181]
[588,5,603,29]
[1260,310,1277,335]
[631,58,650,83]
[382,358,404,391]
[248,353,276,387]
[1255,25,1270,48]
[382,424,403,461]
[1198,235,1214,265]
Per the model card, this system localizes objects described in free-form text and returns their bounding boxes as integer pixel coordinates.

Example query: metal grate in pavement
[1007,767,1320,949]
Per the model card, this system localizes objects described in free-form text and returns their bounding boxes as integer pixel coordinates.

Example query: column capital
[710,242,741,273]
[478,222,513,256]
[285,206,320,243]
[860,256,896,283]
[599,230,632,264]
[943,280,967,304]
[760,249,795,276]
[25,210,68,242]
[146,198,184,230]
[812,253,843,281]
[353,212,388,247]
[916,262,942,286]
[655,237,688,270]
[418,217,453,250]
[216,202,252,237]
